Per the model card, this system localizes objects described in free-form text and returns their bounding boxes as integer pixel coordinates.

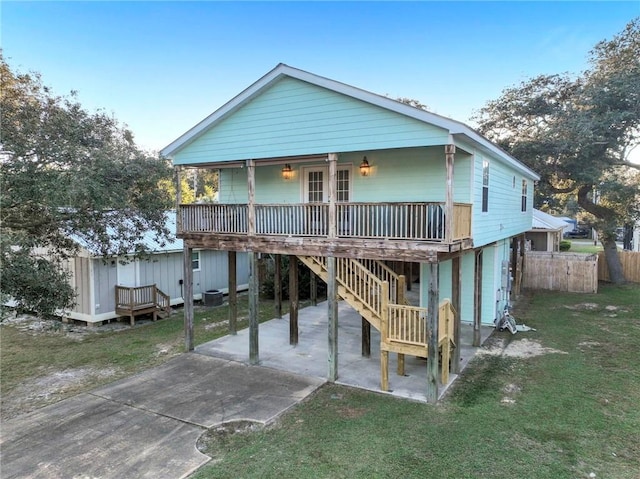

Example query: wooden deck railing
[180,202,472,242]
[115,284,171,325]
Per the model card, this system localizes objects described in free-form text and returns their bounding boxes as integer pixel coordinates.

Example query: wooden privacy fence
[523,252,598,293]
[598,251,640,283]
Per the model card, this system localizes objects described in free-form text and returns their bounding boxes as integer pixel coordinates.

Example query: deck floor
[196,296,494,402]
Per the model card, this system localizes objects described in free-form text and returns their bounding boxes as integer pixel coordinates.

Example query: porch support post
[248,251,259,364]
[361,317,371,357]
[228,251,237,335]
[473,249,483,347]
[445,144,455,242]
[405,262,413,291]
[289,255,299,345]
[247,159,256,235]
[426,261,439,402]
[274,254,282,318]
[327,255,338,382]
[310,272,317,306]
[183,243,194,352]
[175,166,183,234]
[451,255,462,373]
[328,153,337,239]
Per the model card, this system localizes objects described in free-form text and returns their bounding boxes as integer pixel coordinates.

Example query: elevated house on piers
[161,64,539,401]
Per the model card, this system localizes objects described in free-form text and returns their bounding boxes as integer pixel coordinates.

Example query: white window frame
[481,159,489,213]
[301,164,353,203]
[192,251,201,271]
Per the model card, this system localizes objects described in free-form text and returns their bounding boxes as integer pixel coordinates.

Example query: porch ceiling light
[282,163,293,180]
[360,156,370,176]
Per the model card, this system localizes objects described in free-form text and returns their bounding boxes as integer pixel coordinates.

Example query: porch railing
[179,202,471,242]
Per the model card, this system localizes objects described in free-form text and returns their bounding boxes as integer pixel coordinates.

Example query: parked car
[565,228,589,239]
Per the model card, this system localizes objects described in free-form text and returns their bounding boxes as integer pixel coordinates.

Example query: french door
[302,166,351,235]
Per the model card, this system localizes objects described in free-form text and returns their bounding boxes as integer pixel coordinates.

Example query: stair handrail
[304,256,385,318]
[156,286,171,312]
[357,259,408,305]
[337,257,385,318]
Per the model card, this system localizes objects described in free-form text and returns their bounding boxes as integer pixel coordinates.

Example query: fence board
[523,252,598,293]
[598,251,640,283]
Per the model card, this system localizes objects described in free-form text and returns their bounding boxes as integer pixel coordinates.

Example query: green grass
[190,283,640,479]
[2,285,639,478]
[566,240,604,254]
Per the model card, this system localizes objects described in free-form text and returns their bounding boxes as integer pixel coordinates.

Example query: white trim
[191,250,201,272]
[89,258,96,315]
[161,64,539,181]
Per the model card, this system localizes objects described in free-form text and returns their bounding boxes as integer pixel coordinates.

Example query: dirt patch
[196,420,264,458]
[480,338,568,359]
[564,303,599,311]
[2,367,120,420]
[2,313,136,338]
[501,383,522,405]
[336,407,367,419]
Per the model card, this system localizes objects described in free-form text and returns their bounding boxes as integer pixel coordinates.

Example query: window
[482,160,489,212]
[337,169,350,202]
[191,251,201,271]
[307,170,324,203]
[521,179,528,212]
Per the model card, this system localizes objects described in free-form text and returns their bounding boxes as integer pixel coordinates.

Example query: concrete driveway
[0,354,324,479]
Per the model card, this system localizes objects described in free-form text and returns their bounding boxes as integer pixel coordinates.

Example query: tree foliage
[1,55,173,315]
[474,19,640,283]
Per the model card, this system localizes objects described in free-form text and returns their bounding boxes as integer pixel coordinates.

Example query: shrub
[559,240,571,251]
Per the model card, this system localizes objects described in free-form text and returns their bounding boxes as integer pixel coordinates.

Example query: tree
[0,55,174,316]
[474,19,640,283]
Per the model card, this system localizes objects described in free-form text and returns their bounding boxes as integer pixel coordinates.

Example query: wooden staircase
[115,284,171,325]
[297,256,455,390]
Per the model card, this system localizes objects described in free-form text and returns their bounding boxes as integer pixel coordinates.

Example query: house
[58,211,249,325]
[526,209,569,252]
[161,64,539,401]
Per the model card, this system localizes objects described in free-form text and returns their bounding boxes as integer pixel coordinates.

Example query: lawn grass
[2,285,638,477]
[0,294,297,418]
[191,283,640,479]
[566,240,604,254]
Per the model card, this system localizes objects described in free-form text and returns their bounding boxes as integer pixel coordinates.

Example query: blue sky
[3,1,638,153]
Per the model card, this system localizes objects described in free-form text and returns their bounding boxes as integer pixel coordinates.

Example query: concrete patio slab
[0,354,324,479]
[196,299,494,402]
[0,393,208,479]
[92,354,324,428]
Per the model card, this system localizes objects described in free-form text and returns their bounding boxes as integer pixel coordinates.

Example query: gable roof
[162,64,539,180]
[531,209,570,231]
[71,211,182,257]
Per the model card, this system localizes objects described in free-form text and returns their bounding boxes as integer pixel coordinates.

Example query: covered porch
[195,297,493,402]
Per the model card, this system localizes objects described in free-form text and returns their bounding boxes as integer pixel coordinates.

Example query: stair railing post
[380,280,390,391]
[398,275,406,304]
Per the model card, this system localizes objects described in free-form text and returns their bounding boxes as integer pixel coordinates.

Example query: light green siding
[480,245,497,325]
[219,146,473,204]
[472,151,534,247]
[460,251,476,323]
[173,77,450,165]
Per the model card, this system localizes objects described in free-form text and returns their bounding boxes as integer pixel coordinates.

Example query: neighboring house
[161,64,539,400]
[526,209,568,252]
[59,211,249,325]
[632,220,640,252]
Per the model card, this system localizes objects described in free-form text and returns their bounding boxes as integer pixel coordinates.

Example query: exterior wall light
[360,157,370,176]
[282,164,293,180]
